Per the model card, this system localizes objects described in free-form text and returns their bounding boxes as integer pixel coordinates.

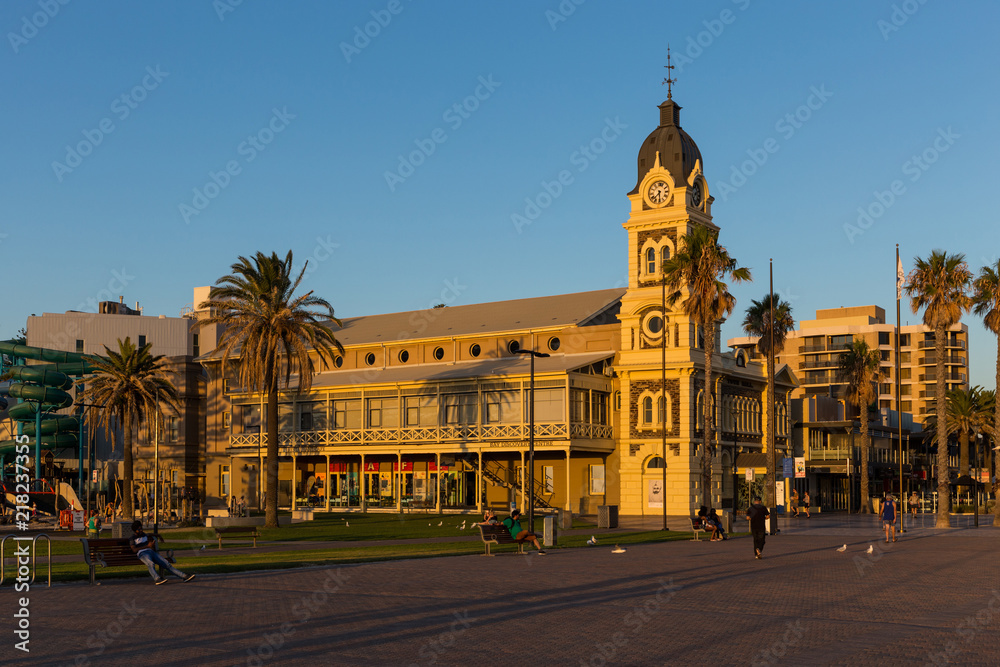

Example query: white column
[361,453,367,513]
[396,451,402,513]
[435,452,441,513]
[324,454,331,513]
[477,451,483,513]
[519,450,525,511]
[566,449,572,512]
[290,454,297,511]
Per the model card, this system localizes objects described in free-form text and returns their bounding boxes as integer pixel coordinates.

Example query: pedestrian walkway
[8,529,1000,665]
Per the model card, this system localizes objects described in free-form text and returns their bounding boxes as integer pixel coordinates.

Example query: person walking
[129,520,196,585]
[746,497,770,560]
[908,491,919,518]
[801,491,811,518]
[881,494,897,543]
[790,489,800,518]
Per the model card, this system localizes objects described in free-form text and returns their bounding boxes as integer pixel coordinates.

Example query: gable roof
[325,288,625,347]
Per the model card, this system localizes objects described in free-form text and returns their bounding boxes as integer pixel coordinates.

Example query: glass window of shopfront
[532,388,565,422]
[298,401,326,431]
[484,390,520,423]
[443,393,477,425]
[334,400,362,429]
[405,395,437,426]
[368,398,399,428]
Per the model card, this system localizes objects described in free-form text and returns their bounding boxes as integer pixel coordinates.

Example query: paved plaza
[5,515,1000,666]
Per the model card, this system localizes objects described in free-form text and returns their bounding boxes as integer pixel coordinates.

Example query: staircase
[482,460,552,509]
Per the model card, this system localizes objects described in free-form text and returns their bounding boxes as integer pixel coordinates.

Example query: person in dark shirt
[746,497,770,560]
[881,494,897,543]
[129,520,195,585]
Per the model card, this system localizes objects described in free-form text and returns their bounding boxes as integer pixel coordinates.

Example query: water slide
[0,340,97,462]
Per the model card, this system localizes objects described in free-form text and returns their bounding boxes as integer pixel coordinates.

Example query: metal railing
[0,534,51,588]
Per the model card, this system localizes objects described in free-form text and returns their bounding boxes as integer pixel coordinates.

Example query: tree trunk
[265,377,280,529]
[860,407,871,513]
[122,416,134,519]
[960,427,970,476]
[993,339,1000,525]
[935,327,950,528]
[702,323,715,509]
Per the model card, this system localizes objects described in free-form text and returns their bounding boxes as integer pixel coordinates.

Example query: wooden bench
[214,526,260,549]
[80,538,142,585]
[478,524,525,556]
[690,517,706,542]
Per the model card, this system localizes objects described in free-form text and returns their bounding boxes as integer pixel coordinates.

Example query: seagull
[345,521,349,528]
[612,544,626,554]
[586,536,597,546]
[866,545,873,554]
[459,521,466,529]
[437,521,443,527]
[836,544,847,552]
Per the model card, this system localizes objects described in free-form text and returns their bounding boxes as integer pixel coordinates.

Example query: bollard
[543,515,557,547]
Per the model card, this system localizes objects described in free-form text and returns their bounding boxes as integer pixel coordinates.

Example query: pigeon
[199,545,206,552]
[836,544,847,552]
[586,536,598,546]
[611,545,626,554]
[866,545,873,554]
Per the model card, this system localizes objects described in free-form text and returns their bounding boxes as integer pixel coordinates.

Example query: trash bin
[111,521,135,539]
[597,505,618,529]
[543,515,557,547]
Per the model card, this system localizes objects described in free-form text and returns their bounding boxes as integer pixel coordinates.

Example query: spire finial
[662,45,676,100]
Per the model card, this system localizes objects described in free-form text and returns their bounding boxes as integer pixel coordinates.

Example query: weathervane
[662,45,675,99]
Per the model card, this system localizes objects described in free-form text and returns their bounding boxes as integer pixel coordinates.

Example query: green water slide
[0,341,99,461]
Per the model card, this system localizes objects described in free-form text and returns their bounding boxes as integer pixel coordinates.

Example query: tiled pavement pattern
[5,519,1000,666]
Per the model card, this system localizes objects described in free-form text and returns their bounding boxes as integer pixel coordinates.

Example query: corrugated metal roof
[328,288,625,346]
[232,351,615,394]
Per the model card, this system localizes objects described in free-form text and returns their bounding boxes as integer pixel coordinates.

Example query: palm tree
[81,337,178,519]
[904,250,972,528]
[943,386,990,477]
[196,251,344,529]
[972,261,1000,525]
[742,293,794,503]
[663,225,751,508]
[838,338,882,513]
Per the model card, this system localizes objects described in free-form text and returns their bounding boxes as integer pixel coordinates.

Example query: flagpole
[896,244,905,533]
[769,259,776,529]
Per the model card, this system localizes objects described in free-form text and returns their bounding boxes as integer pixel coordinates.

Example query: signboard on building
[647,479,663,508]
[775,480,785,510]
[746,469,755,482]
[782,457,794,478]
[795,457,806,479]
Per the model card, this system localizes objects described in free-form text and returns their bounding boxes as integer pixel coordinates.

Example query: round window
[507,340,520,354]
[398,350,409,363]
[642,312,665,338]
[334,356,344,368]
[470,343,481,358]
[548,337,560,352]
[365,352,376,366]
[433,346,444,361]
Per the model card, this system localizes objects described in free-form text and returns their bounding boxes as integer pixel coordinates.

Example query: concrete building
[728,305,969,424]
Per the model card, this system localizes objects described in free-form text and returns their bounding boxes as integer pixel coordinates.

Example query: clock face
[690,181,703,207]
[648,180,670,205]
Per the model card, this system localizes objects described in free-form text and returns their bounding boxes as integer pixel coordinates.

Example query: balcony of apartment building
[918,370,967,384]
[799,337,853,355]
[916,338,966,351]
[917,353,967,367]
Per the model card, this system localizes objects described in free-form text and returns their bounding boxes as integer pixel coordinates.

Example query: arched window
[696,391,705,430]
[642,396,653,424]
[660,245,670,268]
[646,247,657,274]
[657,396,666,425]
[646,456,666,470]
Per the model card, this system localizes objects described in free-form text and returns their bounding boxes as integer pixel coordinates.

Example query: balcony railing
[228,420,613,452]
[920,355,966,366]
[919,372,967,383]
[918,339,966,350]
[801,344,827,353]
[809,447,851,461]
[801,358,838,369]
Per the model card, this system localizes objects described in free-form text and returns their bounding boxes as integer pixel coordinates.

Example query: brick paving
[4,518,1000,666]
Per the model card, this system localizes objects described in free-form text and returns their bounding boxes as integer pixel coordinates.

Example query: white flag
[896,256,904,300]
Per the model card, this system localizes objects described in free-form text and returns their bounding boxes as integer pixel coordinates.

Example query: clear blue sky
[2,1,998,386]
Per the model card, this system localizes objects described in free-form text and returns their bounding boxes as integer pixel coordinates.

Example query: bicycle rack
[1,533,52,588]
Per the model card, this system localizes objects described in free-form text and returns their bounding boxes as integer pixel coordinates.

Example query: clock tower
[615,92,722,516]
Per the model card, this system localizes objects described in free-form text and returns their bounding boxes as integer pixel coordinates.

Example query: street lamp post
[515,348,549,534]
[153,388,160,538]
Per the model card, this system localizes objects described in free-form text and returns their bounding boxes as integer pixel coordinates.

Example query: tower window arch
[638,389,671,430]
[646,247,657,274]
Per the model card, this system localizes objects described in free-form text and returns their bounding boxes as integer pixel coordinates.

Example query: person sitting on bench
[129,520,196,586]
[697,506,719,541]
[501,509,546,555]
[480,510,499,525]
